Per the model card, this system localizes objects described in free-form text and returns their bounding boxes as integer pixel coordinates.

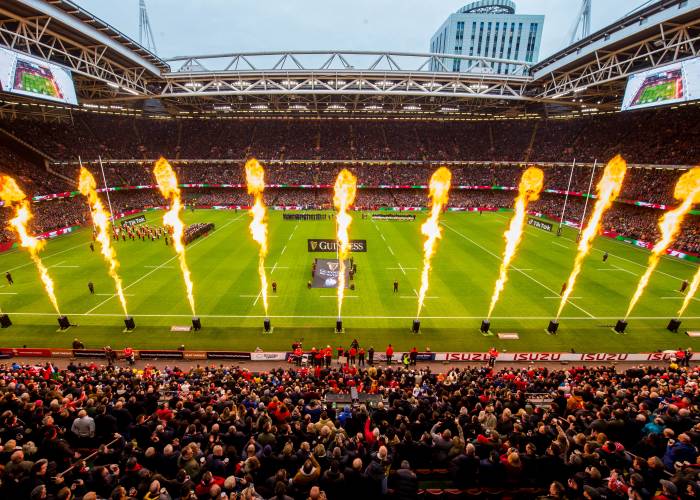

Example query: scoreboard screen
[0,46,78,105]
[622,57,700,111]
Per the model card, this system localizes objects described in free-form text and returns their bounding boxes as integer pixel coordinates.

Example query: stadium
[0,0,699,498]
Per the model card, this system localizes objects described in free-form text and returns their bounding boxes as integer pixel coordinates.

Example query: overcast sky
[75,0,648,61]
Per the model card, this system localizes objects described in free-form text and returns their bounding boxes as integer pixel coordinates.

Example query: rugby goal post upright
[98,156,116,222]
[557,159,576,236]
[578,159,598,239]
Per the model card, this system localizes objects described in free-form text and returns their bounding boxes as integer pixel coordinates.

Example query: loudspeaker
[547,320,559,335]
[124,316,135,331]
[335,320,343,333]
[412,320,421,334]
[192,317,201,331]
[57,316,70,330]
[480,320,491,334]
[614,320,627,334]
[263,318,271,333]
[667,318,682,333]
[0,314,11,328]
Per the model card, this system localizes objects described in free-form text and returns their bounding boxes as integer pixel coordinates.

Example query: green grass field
[0,209,698,354]
[20,73,58,97]
[636,81,678,105]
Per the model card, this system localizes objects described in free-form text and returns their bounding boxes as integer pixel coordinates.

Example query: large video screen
[0,46,78,105]
[622,58,700,111]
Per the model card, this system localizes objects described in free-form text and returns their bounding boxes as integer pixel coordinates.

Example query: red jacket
[386,347,394,356]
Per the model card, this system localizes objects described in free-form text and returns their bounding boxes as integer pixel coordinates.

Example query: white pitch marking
[662,296,700,302]
[240,294,279,298]
[513,268,533,271]
[145,265,174,269]
[0,292,17,295]
[254,260,282,306]
[544,296,581,299]
[8,311,700,320]
[387,246,395,256]
[3,242,90,273]
[85,214,245,314]
[52,265,80,268]
[265,266,288,269]
[442,222,595,318]
[611,264,638,276]
[552,241,570,250]
[49,261,65,267]
[387,267,417,273]
[96,293,135,296]
[280,245,287,255]
[409,288,437,299]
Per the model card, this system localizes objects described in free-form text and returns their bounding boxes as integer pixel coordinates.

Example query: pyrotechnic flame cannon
[667,319,682,333]
[412,319,421,334]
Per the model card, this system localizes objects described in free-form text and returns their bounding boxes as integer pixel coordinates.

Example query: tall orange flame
[245,158,269,315]
[417,167,452,318]
[333,169,357,318]
[0,176,61,314]
[679,266,700,318]
[557,155,627,319]
[487,167,544,318]
[78,167,128,316]
[626,166,700,319]
[153,157,196,315]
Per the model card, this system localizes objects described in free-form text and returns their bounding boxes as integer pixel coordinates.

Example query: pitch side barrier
[0,348,678,363]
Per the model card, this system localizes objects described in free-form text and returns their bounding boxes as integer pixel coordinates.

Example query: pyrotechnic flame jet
[153,157,196,315]
[625,166,700,319]
[417,167,452,318]
[487,167,544,318]
[78,166,129,316]
[333,169,357,319]
[679,264,700,319]
[245,158,269,315]
[556,155,627,319]
[0,176,61,314]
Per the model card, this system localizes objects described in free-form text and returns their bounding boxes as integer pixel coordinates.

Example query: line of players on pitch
[110,225,170,244]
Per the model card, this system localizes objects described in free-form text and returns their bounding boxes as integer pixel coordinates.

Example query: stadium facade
[429,0,544,75]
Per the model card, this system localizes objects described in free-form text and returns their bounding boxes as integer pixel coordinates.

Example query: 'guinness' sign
[307,239,367,252]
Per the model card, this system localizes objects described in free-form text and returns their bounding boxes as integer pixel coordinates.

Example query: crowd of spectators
[3,104,699,166]
[1,110,699,250]
[0,360,699,500]
[0,144,70,196]
[47,162,690,207]
[0,186,697,253]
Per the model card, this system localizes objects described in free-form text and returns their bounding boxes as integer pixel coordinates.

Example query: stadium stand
[0,360,698,499]
[3,105,700,165]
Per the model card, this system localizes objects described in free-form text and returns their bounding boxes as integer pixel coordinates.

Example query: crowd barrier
[0,347,678,363]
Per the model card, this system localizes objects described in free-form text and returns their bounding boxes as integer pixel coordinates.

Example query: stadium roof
[0,0,699,120]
